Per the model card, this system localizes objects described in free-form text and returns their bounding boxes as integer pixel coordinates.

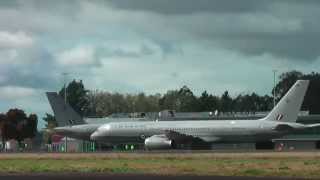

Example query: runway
[0,174,307,180]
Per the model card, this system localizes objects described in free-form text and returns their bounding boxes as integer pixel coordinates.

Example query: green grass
[0,153,319,178]
[242,169,265,176]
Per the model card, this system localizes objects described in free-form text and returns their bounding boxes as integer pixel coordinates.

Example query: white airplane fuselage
[90,119,305,144]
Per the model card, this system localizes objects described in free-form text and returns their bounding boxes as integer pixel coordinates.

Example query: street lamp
[62,72,69,153]
[62,72,69,104]
[273,70,277,108]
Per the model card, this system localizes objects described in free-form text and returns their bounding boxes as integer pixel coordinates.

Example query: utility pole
[62,72,69,104]
[62,72,69,152]
[273,69,277,108]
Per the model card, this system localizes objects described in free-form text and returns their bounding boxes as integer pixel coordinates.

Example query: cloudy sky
[1,0,320,128]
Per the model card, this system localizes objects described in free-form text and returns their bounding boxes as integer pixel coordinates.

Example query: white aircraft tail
[46,92,85,126]
[264,80,309,122]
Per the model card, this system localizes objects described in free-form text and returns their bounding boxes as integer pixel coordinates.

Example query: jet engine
[144,135,175,150]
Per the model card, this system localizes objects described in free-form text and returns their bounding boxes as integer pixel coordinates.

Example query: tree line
[0,109,38,150]
[51,70,320,120]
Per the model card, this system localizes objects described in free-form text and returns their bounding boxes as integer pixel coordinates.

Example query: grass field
[0,152,320,178]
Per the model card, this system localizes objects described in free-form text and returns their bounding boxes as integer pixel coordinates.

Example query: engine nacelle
[144,135,175,150]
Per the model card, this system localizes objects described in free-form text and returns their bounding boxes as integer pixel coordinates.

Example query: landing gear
[255,141,275,150]
[124,144,136,151]
[113,144,137,151]
[316,141,320,149]
[171,140,177,149]
[190,141,211,150]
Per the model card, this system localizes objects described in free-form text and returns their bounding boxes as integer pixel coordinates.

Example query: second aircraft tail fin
[46,92,85,126]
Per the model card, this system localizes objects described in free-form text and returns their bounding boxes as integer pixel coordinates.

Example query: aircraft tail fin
[264,80,309,122]
[46,92,85,126]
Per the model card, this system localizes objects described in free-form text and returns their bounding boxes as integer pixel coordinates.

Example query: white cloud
[56,45,98,66]
[0,31,37,65]
[0,86,37,100]
[0,1,319,124]
[0,31,34,49]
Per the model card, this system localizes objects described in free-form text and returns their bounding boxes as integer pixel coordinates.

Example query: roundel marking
[140,134,146,139]
[276,114,284,121]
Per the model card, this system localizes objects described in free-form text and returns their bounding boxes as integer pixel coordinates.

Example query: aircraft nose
[90,124,111,141]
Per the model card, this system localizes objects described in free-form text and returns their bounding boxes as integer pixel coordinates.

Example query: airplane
[90,80,320,149]
[46,92,147,140]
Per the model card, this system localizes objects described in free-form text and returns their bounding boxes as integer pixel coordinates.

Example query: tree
[274,71,320,114]
[85,90,112,117]
[59,79,89,116]
[259,95,273,111]
[42,113,56,144]
[233,94,248,112]
[199,91,220,112]
[159,90,180,111]
[43,113,57,129]
[220,91,233,112]
[159,86,199,112]
[177,86,198,112]
[0,113,7,150]
[249,93,260,112]
[274,71,303,101]
[0,109,38,149]
[301,72,320,113]
[134,93,160,112]
[27,114,38,138]
[51,70,320,116]
[145,94,161,112]
[6,109,26,143]
[20,114,38,140]
[84,90,161,117]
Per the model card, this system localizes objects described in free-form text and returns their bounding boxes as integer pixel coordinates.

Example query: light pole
[62,72,69,152]
[62,72,69,104]
[273,70,277,108]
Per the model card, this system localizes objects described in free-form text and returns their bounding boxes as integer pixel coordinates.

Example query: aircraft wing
[274,123,320,131]
[273,124,295,131]
[164,129,220,143]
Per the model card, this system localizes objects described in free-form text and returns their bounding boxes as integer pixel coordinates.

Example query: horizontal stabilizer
[306,123,320,129]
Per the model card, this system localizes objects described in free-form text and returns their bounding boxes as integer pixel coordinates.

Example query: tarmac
[0,174,307,180]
